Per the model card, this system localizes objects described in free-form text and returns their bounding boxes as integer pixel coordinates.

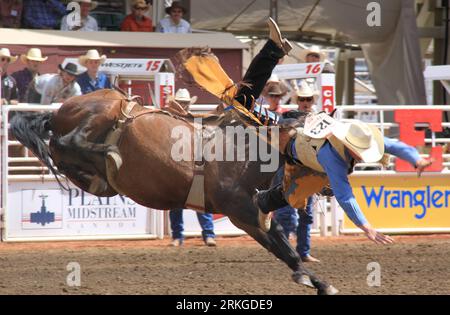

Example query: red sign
[321,86,334,113]
[394,109,443,172]
[159,85,173,108]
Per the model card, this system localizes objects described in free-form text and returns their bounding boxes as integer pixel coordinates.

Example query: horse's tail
[9,112,61,180]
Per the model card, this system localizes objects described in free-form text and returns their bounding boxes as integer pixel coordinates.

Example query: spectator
[61,0,98,31]
[22,0,66,30]
[121,0,153,32]
[11,48,47,103]
[0,0,23,28]
[40,62,82,104]
[169,88,216,247]
[291,82,320,262]
[76,49,111,94]
[0,48,19,105]
[299,45,335,73]
[156,1,191,33]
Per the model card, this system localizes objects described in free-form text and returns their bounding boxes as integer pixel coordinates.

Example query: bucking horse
[10,45,339,294]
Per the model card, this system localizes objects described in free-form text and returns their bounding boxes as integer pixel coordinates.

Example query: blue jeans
[296,197,314,258]
[274,205,298,238]
[169,209,215,241]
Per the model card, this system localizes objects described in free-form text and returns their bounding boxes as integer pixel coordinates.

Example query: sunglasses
[269,94,282,98]
[298,97,313,102]
[0,57,10,62]
[134,6,147,10]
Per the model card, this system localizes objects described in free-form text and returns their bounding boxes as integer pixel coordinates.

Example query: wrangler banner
[342,174,450,233]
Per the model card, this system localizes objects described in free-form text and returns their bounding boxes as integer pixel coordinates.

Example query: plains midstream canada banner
[343,175,450,231]
[5,181,152,240]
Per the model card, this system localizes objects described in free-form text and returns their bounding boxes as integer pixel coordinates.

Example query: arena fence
[1,104,450,241]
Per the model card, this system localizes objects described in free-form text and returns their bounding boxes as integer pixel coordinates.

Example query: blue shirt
[156,17,191,33]
[22,0,66,29]
[76,72,111,94]
[292,136,421,227]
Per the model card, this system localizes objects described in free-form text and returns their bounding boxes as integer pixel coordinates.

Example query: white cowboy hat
[174,88,197,104]
[20,48,48,63]
[330,120,384,163]
[0,48,18,63]
[299,45,326,62]
[295,81,316,98]
[74,0,97,10]
[78,49,107,67]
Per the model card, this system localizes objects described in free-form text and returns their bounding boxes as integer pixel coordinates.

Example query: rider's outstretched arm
[317,143,394,244]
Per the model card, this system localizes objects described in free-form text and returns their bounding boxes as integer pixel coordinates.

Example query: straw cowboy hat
[59,62,83,76]
[299,45,327,62]
[20,48,48,64]
[174,88,197,104]
[295,82,316,98]
[132,0,149,9]
[331,120,384,163]
[74,0,97,10]
[0,48,18,63]
[78,49,107,67]
[165,1,187,14]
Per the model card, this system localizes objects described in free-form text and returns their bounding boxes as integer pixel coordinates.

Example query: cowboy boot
[268,17,293,55]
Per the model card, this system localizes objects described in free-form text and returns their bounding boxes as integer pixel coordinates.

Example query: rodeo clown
[255,113,434,244]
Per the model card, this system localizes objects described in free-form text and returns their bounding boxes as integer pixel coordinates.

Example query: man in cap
[121,0,153,32]
[255,116,433,244]
[61,0,98,31]
[0,48,18,105]
[156,1,191,33]
[169,88,217,247]
[40,62,82,104]
[11,48,48,103]
[76,49,111,94]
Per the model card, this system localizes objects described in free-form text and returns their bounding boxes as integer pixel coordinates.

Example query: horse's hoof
[292,272,314,288]
[317,285,339,295]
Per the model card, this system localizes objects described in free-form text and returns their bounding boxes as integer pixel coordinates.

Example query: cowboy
[11,48,48,103]
[61,0,98,31]
[121,0,153,32]
[40,62,82,104]
[0,48,18,105]
[76,49,111,94]
[169,88,217,247]
[255,116,434,244]
[156,1,191,33]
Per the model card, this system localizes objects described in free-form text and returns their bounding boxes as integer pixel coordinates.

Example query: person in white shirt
[156,1,191,33]
[40,63,82,105]
[61,0,99,32]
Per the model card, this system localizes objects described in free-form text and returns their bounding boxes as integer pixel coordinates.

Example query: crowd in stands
[0,0,194,105]
[0,0,191,33]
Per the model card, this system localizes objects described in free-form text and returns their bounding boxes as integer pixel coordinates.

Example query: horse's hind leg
[227,209,338,295]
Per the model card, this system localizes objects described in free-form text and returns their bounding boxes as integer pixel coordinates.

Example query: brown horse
[10,89,337,295]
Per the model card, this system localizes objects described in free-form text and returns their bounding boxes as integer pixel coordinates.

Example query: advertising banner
[5,181,155,240]
[343,175,450,233]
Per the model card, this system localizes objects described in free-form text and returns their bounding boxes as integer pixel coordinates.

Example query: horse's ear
[329,108,338,118]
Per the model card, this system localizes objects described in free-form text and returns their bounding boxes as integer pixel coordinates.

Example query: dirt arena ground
[0,234,449,295]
